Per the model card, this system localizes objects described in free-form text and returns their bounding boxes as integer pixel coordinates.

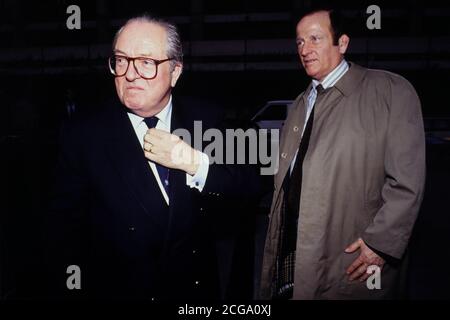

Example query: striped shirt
[306,59,349,130]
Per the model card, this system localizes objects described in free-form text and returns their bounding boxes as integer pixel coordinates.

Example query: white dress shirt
[127,95,210,205]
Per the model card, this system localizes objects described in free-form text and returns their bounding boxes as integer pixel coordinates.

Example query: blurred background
[1,0,449,300]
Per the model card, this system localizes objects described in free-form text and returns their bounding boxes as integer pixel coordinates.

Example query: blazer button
[293,126,299,132]
[281,152,287,159]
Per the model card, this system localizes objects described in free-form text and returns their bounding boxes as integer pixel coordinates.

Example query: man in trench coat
[260,8,425,299]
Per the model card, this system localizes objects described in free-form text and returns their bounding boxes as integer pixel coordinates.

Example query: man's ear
[170,63,183,87]
[338,34,350,54]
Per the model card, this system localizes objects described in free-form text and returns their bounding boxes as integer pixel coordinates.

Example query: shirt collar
[127,95,173,131]
[312,59,349,91]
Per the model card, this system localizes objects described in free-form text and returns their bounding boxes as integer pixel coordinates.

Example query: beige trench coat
[260,63,426,299]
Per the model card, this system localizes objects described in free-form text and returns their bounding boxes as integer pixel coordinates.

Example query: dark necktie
[287,85,323,217]
[275,84,324,299]
[144,116,170,196]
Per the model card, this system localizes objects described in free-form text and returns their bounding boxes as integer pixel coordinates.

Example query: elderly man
[260,8,425,299]
[45,15,258,300]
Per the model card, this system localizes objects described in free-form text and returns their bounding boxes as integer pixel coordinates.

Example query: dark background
[1,0,449,300]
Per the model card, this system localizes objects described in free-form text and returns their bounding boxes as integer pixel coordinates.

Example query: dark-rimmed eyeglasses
[108,55,173,80]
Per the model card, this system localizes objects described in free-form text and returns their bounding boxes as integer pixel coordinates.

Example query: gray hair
[112,14,183,69]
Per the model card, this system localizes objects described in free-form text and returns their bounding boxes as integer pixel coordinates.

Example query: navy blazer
[44,96,259,300]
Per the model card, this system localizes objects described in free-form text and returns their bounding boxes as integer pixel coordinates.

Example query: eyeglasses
[108,55,173,80]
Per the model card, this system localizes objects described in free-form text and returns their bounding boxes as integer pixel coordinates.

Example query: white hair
[112,14,183,69]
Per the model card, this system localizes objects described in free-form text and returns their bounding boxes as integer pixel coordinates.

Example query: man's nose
[299,42,311,57]
[125,61,140,81]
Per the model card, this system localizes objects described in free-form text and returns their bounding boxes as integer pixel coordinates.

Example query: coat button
[293,126,299,132]
[281,152,287,159]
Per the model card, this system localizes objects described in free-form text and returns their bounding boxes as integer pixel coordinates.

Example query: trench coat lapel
[273,84,311,194]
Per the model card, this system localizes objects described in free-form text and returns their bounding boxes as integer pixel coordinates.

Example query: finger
[148,128,169,138]
[359,271,371,283]
[346,256,364,275]
[144,133,161,145]
[143,142,153,152]
[345,239,361,253]
[155,129,181,143]
[349,263,368,281]
[353,264,369,281]
[144,150,157,161]
[149,146,163,156]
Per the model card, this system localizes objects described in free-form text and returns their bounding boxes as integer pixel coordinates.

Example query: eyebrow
[296,32,324,41]
[113,49,154,57]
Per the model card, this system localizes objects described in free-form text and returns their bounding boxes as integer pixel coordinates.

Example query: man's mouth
[126,86,144,91]
[303,59,317,66]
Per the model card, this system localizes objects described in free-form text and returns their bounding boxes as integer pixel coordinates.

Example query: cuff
[186,151,210,192]
[364,241,401,266]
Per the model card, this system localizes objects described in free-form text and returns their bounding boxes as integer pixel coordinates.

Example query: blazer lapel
[166,98,197,240]
[106,103,168,229]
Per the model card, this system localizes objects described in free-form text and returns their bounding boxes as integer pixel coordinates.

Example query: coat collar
[332,62,367,97]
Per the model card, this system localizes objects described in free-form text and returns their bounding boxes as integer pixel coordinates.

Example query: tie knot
[315,84,324,94]
[144,116,159,128]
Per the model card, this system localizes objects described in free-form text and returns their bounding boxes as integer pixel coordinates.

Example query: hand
[143,128,200,175]
[344,238,385,282]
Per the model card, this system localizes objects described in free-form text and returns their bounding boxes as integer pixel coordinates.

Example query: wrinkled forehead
[296,11,332,36]
[114,21,167,56]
